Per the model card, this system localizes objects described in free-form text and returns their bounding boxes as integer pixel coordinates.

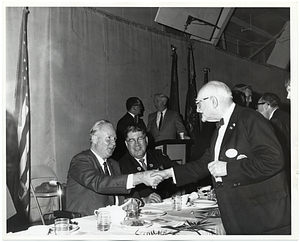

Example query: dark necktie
[158,112,163,130]
[216,118,224,130]
[103,162,110,176]
[139,159,147,171]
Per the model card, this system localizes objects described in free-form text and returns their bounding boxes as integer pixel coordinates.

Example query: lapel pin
[137,167,142,171]
[149,164,153,168]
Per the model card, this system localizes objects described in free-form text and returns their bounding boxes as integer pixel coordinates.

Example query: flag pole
[14,7,31,217]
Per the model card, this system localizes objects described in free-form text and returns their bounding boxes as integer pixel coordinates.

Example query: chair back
[31,165,58,188]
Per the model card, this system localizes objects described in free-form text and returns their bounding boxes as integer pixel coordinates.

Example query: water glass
[95,210,111,231]
[54,218,70,235]
[172,195,182,211]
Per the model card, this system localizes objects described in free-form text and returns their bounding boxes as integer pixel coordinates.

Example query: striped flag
[185,45,201,140]
[169,45,180,113]
[14,8,30,214]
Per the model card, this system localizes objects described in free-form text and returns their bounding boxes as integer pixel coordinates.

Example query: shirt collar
[222,103,236,126]
[269,108,278,120]
[90,148,106,166]
[158,109,167,115]
[128,111,135,118]
[135,154,147,163]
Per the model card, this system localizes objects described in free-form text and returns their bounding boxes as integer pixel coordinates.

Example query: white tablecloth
[6,198,225,239]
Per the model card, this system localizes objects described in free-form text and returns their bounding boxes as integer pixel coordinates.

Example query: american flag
[14,8,30,214]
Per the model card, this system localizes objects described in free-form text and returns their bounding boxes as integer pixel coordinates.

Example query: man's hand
[143,192,162,204]
[150,168,172,180]
[132,170,164,189]
[207,160,227,178]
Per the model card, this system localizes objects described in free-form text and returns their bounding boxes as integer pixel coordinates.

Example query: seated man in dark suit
[119,124,179,204]
[256,92,291,191]
[66,120,162,216]
[147,93,189,143]
[112,97,146,160]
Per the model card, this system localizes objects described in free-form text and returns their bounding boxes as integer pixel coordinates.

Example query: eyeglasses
[255,102,268,109]
[126,136,146,145]
[195,97,210,105]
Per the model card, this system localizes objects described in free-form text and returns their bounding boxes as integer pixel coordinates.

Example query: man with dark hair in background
[112,97,146,161]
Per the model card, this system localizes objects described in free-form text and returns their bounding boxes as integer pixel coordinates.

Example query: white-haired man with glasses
[119,124,179,204]
[153,80,291,235]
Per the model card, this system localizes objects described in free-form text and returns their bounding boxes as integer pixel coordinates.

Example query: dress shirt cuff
[126,174,134,189]
[171,168,177,184]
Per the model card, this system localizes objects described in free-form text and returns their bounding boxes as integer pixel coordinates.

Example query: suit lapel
[87,150,104,173]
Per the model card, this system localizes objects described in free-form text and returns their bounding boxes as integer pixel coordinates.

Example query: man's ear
[145,136,149,145]
[91,135,97,144]
[211,96,218,109]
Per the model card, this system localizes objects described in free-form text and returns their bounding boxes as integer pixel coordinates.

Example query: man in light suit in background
[153,81,290,235]
[147,93,189,144]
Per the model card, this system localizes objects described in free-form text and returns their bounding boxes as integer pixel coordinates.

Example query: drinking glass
[54,218,70,235]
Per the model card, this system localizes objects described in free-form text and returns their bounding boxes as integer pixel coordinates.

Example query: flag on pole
[169,45,180,113]
[14,7,31,214]
[185,45,201,140]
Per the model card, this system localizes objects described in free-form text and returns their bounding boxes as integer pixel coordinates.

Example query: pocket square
[237,154,247,160]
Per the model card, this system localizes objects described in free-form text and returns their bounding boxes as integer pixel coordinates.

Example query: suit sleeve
[68,153,130,195]
[173,149,212,186]
[174,112,188,135]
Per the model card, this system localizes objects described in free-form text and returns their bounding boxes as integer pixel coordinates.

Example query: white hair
[201,80,233,100]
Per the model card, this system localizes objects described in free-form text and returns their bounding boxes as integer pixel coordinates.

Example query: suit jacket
[112,112,146,160]
[119,149,179,200]
[173,105,291,235]
[147,109,187,142]
[270,109,291,189]
[66,149,128,216]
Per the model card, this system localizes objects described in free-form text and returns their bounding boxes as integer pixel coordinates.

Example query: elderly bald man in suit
[153,81,291,235]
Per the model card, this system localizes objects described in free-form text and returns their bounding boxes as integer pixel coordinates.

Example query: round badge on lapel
[149,164,153,168]
[137,167,142,171]
[225,148,238,158]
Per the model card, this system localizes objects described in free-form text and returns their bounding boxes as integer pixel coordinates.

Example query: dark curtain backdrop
[6,7,289,183]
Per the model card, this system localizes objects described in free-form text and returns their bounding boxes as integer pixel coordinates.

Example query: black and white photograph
[2,1,298,241]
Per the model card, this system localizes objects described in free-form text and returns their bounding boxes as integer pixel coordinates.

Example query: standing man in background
[147,93,189,143]
[256,92,291,191]
[112,97,146,160]
[233,84,253,108]
[153,81,290,235]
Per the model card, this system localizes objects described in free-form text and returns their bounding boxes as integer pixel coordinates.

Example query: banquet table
[7,197,226,239]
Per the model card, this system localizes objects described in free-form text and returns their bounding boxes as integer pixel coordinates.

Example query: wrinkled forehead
[197,87,210,100]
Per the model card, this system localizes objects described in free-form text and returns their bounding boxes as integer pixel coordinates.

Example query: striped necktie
[103,162,110,176]
[103,161,116,204]
[139,159,147,171]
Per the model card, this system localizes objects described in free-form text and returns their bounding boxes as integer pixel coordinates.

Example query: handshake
[132,169,173,189]
[141,169,173,189]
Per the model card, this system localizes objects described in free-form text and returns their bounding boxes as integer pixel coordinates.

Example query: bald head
[196,81,233,122]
